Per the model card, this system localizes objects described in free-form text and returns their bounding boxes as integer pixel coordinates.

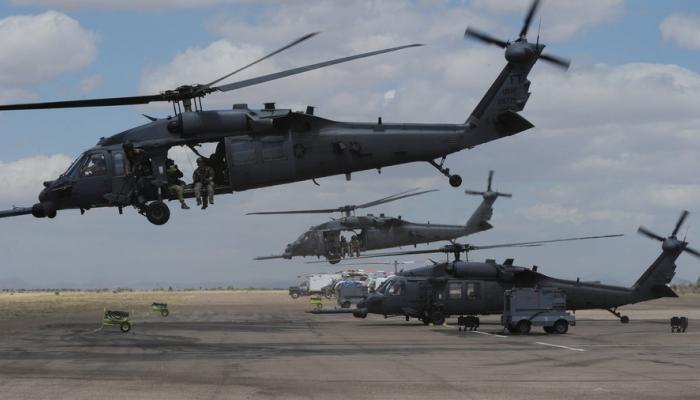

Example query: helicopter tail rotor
[464,171,512,199]
[464,0,570,70]
[637,210,700,258]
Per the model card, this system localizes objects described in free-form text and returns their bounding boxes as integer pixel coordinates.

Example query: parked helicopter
[0,0,568,225]
[353,212,696,332]
[251,171,510,263]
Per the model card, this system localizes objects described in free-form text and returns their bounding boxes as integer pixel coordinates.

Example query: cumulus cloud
[0,11,97,85]
[660,14,700,51]
[0,154,73,205]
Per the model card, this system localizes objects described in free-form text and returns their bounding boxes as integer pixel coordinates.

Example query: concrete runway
[0,292,698,399]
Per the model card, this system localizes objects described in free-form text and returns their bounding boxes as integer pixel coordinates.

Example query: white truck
[289,273,341,299]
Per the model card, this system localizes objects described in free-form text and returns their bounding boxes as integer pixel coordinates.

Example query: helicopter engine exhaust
[167,111,249,137]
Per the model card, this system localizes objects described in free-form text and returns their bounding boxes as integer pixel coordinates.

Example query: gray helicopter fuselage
[284,216,488,259]
[364,245,682,319]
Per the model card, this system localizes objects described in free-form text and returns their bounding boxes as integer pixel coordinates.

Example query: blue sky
[1,0,700,288]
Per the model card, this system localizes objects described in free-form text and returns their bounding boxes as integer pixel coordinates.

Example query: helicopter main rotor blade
[356,189,438,210]
[347,234,623,260]
[468,234,624,251]
[253,254,287,260]
[520,0,541,38]
[0,94,164,111]
[464,27,509,48]
[203,32,319,89]
[0,206,33,218]
[637,226,665,242]
[487,170,494,191]
[672,210,690,237]
[212,43,423,93]
[247,208,340,215]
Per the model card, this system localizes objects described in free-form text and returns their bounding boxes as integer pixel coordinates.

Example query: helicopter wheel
[145,201,170,225]
[449,174,462,188]
[430,311,445,326]
[327,258,341,265]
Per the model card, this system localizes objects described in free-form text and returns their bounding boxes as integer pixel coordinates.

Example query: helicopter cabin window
[112,151,125,176]
[261,137,286,161]
[448,282,463,300]
[79,153,107,177]
[230,140,256,166]
[466,282,481,301]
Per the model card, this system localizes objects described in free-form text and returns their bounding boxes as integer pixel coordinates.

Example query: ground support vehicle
[151,302,169,317]
[501,288,575,335]
[100,309,132,333]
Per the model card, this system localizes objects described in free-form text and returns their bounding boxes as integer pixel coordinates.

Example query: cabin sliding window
[79,153,107,177]
[231,140,256,165]
[466,282,480,301]
[112,151,125,176]
[448,282,463,300]
[261,137,286,161]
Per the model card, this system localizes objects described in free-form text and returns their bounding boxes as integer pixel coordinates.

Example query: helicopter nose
[38,187,49,202]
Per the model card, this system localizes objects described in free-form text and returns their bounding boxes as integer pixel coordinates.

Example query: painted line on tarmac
[470,330,508,338]
[535,341,586,352]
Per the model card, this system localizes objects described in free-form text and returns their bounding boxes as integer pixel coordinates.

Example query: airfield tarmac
[0,291,698,400]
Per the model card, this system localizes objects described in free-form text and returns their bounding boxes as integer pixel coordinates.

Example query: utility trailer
[501,287,575,335]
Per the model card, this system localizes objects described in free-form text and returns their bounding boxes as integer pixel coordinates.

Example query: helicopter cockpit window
[62,154,85,177]
[79,153,107,177]
[388,280,405,296]
[448,282,463,300]
[375,280,390,294]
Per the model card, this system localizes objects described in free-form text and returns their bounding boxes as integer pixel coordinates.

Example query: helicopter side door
[225,135,295,190]
[71,150,112,207]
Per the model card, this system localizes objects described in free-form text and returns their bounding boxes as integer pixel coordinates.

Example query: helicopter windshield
[61,153,86,177]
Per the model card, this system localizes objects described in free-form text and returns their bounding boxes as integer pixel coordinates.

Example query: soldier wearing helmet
[193,157,215,209]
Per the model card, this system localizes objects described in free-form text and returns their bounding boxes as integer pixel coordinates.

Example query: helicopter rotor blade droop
[246,188,437,216]
[212,44,423,93]
[0,35,422,112]
[464,0,570,71]
[349,234,624,261]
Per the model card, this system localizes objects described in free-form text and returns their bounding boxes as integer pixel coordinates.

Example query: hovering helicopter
[354,212,696,330]
[251,171,511,263]
[0,0,568,225]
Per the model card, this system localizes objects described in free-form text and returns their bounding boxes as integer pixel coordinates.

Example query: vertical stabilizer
[464,171,511,235]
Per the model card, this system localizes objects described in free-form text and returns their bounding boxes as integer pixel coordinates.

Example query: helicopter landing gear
[143,201,170,225]
[428,157,462,187]
[607,308,629,323]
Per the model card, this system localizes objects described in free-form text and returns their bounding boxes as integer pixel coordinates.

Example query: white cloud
[471,0,625,41]
[79,74,103,94]
[660,14,700,51]
[0,11,97,85]
[10,0,242,10]
[0,154,73,205]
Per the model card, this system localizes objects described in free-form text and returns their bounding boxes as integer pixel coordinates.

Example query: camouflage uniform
[350,235,361,257]
[340,236,349,258]
[193,158,215,209]
[166,161,189,209]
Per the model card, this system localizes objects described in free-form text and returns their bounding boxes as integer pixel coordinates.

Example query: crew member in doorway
[193,157,215,209]
[350,235,361,257]
[166,159,189,210]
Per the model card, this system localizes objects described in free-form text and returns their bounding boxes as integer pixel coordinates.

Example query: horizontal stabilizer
[651,285,679,298]
[494,110,534,137]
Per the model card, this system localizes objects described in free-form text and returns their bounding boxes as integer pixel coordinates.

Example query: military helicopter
[251,171,511,263]
[0,0,568,225]
[353,212,696,330]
